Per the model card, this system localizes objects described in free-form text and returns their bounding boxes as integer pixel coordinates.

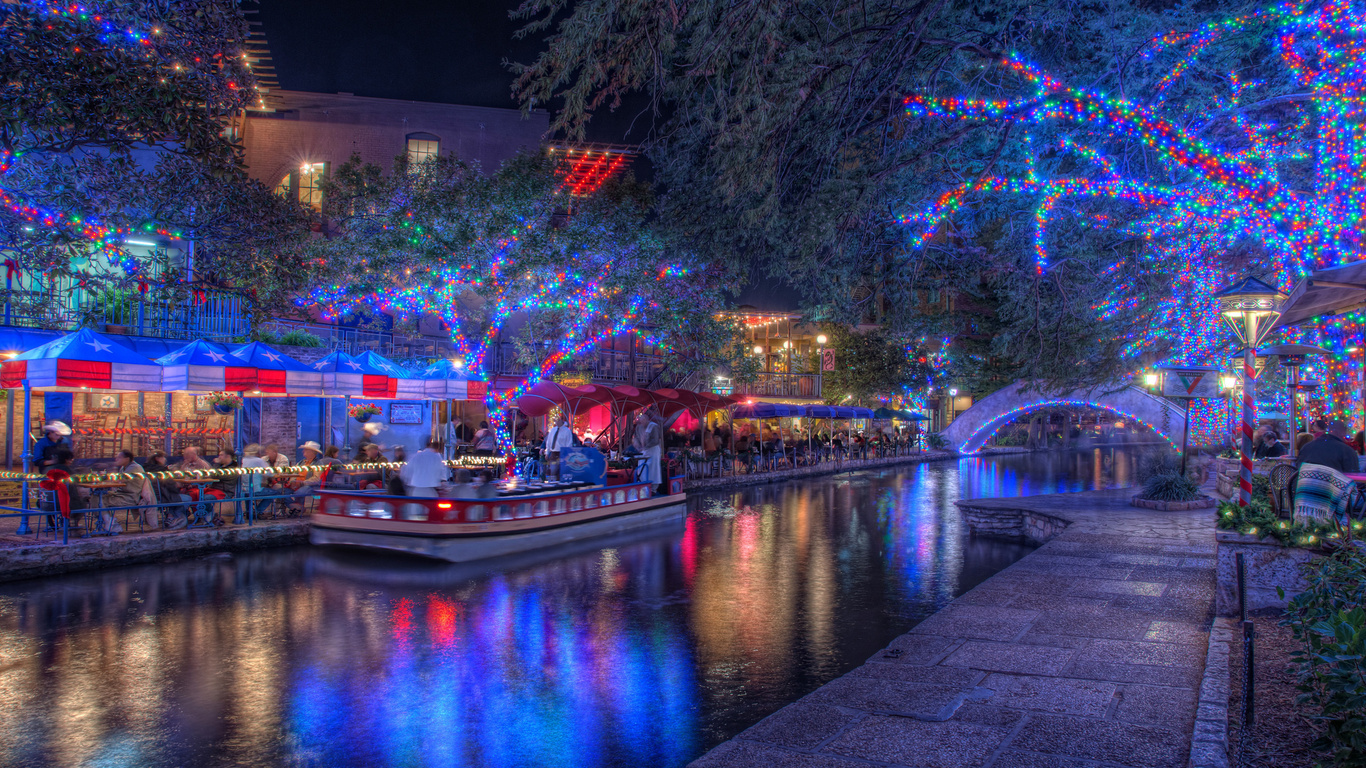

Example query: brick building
[239,90,549,211]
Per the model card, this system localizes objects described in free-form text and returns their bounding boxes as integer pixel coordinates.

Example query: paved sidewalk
[692,487,1216,768]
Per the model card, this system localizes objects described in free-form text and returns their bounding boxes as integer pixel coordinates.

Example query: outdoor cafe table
[178,478,221,527]
[75,480,126,536]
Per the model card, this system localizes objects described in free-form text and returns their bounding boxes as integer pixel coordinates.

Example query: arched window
[406,132,440,167]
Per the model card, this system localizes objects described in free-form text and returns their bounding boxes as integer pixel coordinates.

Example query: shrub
[1282,549,1366,764]
[278,329,325,348]
[926,433,948,450]
[1136,451,1184,482]
[1140,472,1201,502]
[1216,499,1342,547]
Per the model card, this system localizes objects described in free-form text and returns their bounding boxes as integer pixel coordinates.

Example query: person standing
[31,421,71,470]
[543,414,575,480]
[632,406,663,491]
[400,438,449,497]
[472,421,497,454]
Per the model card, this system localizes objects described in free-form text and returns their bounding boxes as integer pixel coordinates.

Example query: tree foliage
[312,150,742,396]
[0,0,310,321]
[819,326,920,405]
[509,0,1266,389]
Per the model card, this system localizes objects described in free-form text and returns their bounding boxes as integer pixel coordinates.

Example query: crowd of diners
[1252,417,1365,475]
[22,420,501,535]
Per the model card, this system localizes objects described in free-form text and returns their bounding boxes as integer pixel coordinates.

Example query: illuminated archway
[943,384,1184,454]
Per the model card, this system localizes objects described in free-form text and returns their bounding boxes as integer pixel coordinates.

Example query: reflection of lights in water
[0,449,1159,768]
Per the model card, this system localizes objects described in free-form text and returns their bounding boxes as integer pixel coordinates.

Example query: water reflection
[0,448,1153,768]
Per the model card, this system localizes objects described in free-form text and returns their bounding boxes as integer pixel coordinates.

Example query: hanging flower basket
[349,402,382,423]
[207,392,243,414]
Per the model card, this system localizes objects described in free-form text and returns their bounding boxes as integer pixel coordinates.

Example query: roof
[1275,261,1366,328]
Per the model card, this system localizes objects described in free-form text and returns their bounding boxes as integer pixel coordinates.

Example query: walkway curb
[0,520,309,582]
[1190,617,1235,768]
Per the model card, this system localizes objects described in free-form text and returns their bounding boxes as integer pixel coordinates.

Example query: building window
[407,133,440,168]
[274,174,293,199]
[297,162,326,210]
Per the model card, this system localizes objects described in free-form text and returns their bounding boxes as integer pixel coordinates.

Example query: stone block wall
[1214,531,1321,615]
[957,501,1069,544]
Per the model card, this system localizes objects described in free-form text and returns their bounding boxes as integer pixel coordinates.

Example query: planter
[103,324,127,335]
[1216,530,1325,615]
[354,414,375,424]
[1130,494,1218,511]
[212,403,236,415]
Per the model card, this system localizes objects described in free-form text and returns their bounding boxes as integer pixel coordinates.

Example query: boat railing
[316,480,658,525]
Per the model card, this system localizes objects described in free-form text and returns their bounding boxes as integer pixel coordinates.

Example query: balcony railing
[732,373,822,399]
[2,287,251,341]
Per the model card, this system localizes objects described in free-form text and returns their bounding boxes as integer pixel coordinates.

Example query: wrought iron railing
[2,286,251,341]
[731,373,822,399]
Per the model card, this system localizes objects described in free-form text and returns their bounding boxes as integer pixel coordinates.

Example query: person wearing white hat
[32,421,71,470]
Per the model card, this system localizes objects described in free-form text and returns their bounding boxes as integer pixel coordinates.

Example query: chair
[1269,464,1297,519]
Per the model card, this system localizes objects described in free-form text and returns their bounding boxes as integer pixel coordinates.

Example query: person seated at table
[473,468,499,499]
[454,421,475,445]
[702,429,719,454]
[472,421,497,455]
[39,447,88,531]
[263,443,290,470]
[445,468,479,499]
[401,438,449,498]
[351,443,387,489]
[145,450,189,529]
[1298,420,1360,475]
[1254,430,1286,459]
[173,446,214,501]
[239,444,285,516]
[31,420,71,471]
[105,449,148,529]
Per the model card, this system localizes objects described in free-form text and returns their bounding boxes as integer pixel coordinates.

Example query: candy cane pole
[1238,319,1258,508]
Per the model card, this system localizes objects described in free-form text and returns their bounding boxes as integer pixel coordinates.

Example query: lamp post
[1215,277,1287,507]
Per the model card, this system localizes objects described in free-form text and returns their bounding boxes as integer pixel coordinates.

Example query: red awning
[653,388,738,418]
[514,382,616,417]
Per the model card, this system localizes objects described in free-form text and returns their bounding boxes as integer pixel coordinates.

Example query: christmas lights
[899,0,1366,437]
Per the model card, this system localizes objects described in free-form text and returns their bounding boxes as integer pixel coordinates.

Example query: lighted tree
[311,151,735,443]
[0,0,310,321]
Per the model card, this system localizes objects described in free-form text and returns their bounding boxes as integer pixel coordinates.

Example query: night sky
[255,0,645,144]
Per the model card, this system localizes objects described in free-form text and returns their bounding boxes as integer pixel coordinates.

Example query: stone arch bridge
[941,383,1186,454]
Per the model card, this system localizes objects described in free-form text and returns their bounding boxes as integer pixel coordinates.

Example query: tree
[819,326,919,405]
[311,150,738,443]
[509,0,1245,386]
[0,0,310,321]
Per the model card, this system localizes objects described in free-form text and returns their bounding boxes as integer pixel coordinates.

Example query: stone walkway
[692,487,1216,768]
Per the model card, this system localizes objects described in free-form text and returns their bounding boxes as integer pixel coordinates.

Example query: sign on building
[821,349,836,372]
[1158,366,1221,399]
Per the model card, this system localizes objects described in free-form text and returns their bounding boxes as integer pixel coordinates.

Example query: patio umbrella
[419,359,488,401]
[872,407,899,420]
[156,340,249,392]
[313,351,404,398]
[0,328,160,391]
[228,342,325,395]
[355,350,426,398]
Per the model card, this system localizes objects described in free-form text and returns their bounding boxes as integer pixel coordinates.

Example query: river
[0,447,1151,768]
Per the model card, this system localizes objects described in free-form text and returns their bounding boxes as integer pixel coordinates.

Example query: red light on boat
[437,502,452,509]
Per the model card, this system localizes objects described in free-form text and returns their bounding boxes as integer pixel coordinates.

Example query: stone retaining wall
[956,501,1070,544]
[0,521,309,583]
[1214,530,1321,616]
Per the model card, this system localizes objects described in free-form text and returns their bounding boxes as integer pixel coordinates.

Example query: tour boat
[310,478,687,562]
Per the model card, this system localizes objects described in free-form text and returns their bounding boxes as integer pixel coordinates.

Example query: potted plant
[349,402,383,423]
[207,392,243,415]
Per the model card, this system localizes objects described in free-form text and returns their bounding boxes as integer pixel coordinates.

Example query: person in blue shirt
[31,421,70,470]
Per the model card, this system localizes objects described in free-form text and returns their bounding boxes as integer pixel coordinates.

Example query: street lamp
[1143,372,1160,389]
[816,334,828,345]
[1214,276,1287,507]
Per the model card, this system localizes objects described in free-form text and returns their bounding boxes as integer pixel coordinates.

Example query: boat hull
[311,491,687,563]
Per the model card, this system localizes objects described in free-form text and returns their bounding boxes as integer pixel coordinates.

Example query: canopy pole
[344,395,351,458]
[17,381,31,534]
[5,386,12,471]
